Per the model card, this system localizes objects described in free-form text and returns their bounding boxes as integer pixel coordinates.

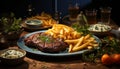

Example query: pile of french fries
[45,24,82,40]
[26,12,57,27]
[65,34,99,53]
[45,24,99,53]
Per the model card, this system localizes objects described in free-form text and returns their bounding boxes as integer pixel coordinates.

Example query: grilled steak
[24,32,68,53]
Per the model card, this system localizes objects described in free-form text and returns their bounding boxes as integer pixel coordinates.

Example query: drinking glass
[68,3,80,21]
[100,7,112,24]
[85,9,97,24]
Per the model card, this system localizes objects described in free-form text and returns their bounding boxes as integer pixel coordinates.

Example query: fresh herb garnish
[81,36,120,63]
[38,36,53,43]
[0,12,22,33]
[71,22,90,35]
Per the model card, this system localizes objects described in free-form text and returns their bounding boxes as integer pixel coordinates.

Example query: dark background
[0,0,119,26]
[0,0,55,18]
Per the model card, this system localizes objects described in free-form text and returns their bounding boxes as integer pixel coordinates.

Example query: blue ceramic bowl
[25,19,43,28]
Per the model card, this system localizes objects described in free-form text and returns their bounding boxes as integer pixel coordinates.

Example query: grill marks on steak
[24,33,43,48]
[24,32,68,53]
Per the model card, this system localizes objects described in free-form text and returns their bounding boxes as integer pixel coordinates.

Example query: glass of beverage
[85,9,97,24]
[68,3,80,21]
[100,7,112,24]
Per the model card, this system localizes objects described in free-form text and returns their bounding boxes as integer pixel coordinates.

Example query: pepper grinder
[27,4,35,17]
[54,11,62,23]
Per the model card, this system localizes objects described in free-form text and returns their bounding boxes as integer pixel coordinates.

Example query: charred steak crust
[24,32,68,53]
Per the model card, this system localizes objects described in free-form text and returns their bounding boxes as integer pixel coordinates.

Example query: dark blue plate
[17,30,102,57]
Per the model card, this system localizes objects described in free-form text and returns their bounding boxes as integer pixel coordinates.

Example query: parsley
[38,36,53,43]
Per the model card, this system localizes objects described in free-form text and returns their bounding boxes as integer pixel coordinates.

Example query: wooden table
[0,22,120,69]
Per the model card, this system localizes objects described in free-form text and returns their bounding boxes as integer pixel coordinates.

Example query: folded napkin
[111,27,120,39]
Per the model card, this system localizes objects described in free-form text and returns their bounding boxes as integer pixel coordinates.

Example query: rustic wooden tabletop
[0,21,120,69]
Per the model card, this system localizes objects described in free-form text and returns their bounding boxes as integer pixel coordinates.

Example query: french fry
[88,43,94,46]
[45,24,82,40]
[88,43,98,47]
[74,36,84,48]
[84,34,91,40]
[72,40,92,52]
[83,37,95,43]
[68,44,73,53]
[60,29,64,35]
[48,19,52,25]
[89,37,95,40]
[87,46,93,50]
[92,40,97,43]
[92,44,99,47]
[65,39,81,44]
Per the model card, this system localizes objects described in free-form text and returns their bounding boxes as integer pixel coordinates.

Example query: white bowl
[88,23,112,36]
